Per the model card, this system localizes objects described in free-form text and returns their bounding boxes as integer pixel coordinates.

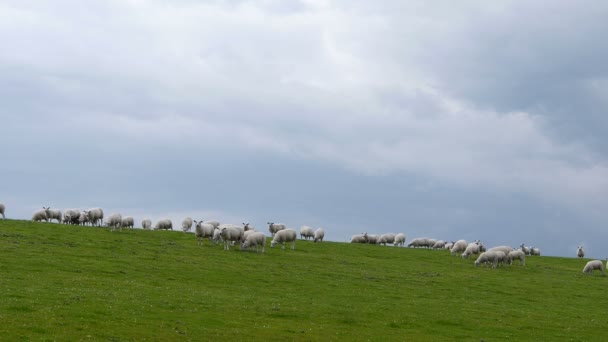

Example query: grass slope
[1,219,606,341]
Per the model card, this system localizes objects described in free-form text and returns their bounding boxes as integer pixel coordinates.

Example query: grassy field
[0,219,606,341]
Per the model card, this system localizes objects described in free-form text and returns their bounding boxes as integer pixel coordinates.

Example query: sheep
[154,218,173,230]
[242,222,256,231]
[487,246,515,256]
[444,241,455,250]
[365,234,379,244]
[271,229,297,250]
[241,232,266,253]
[577,246,585,258]
[204,220,221,228]
[508,249,526,266]
[461,241,482,259]
[78,212,90,226]
[475,251,508,268]
[0,203,4,219]
[42,207,62,223]
[394,233,406,247]
[450,240,468,255]
[181,217,193,232]
[84,208,104,227]
[314,228,325,243]
[530,246,540,256]
[32,209,48,222]
[408,238,431,248]
[300,225,315,240]
[350,233,368,243]
[582,260,605,275]
[121,216,134,229]
[520,244,531,255]
[432,240,446,249]
[105,213,122,231]
[194,220,215,245]
[212,227,222,244]
[141,219,152,230]
[378,233,396,246]
[220,226,244,251]
[64,209,81,225]
[267,222,286,236]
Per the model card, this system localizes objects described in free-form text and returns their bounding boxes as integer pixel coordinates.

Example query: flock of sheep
[0,202,605,274]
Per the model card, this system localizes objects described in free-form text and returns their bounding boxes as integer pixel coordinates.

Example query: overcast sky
[1,1,607,257]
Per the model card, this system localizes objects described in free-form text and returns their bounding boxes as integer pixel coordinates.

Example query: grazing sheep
[508,249,526,266]
[220,226,244,251]
[444,241,455,250]
[32,209,48,222]
[475,251,508,268]
[378,234,396,246]
[520,244,531,256]
[351,233,368,243]
[79,212,91,226]
[582,260,605,275]
[300,225,315,240]
[64,209,81,225]
[0,203,4,219]
[194,220,215,245]
[271,229,297,250]
[314,228,325,243]
[462,241,482,259]
[84,208,104,227]
[408,238,431,248]
[141,219,152,230]
[267,222,286,236]
[530,246,541,256]
[432,240,446,249]
[365,234,379,244]
[154,218,173,230]
[450,240,468,255]
[241,232,266,253]
[394,233,406,247]
[181,217,193,232]
[105,213,123,231]
[42,207,62,223]
[121,216,134,229]
[487,246,515,256]
[577,246,585,258]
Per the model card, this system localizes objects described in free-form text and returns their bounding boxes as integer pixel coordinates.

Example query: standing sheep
[577,246,585,258]
[461,241,481,259]
[300,225,315,240]
[432,240,446,249]
[121,216,134,229]
[43,207,62,223]
[194,220,215,245]
[394,233,406,247]
[181,217,193,232]
[84,208,104,227]
[154,219,173,230]
[220,226,244,251]
[450,240,468,255]
[64,209,81,225]
[508,249,526,266]
[271,229,297,250]
[365,234,379,244]
[78,212,90,226]
[582,260,605,275]
[520,243,531,255]
[242,222,256,231]
[314,228,325,243]
[267,222,286,237]
[212,227,222,245]
[530,246,541,256]
[105,213,123,231]
[32,209,48,222]
[0,203,5,219]
[241,232,266,253]
[475,251,508,269]
[141,219,152,230]
[378,233,396,246]
[351,233,368,243]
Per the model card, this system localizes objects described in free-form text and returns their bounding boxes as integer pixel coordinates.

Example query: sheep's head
[270,240,278,248]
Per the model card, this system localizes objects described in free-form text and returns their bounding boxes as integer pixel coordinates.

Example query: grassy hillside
[1,220,606,341]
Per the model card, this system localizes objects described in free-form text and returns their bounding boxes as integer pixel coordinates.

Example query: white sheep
[64,209,81,225]
[105,213,122,231]
[408,238,430,248]
[577,246,585,258]
[181,217,193,232]
[194,220,216,245]
[530,246,541,256]
[43,207,62,223]
[461,241,481,259]
[0,203,5,219]
[220,226,244,251]
[271,229,297,250]
[314,228,325,243]
[351,233,368,243]
[394,233,406,247]
[78,212,90,226]
[474,251,508,268]
[432,240,446,249]
[141,219,152,230]
[212,227,222,244]
[365,234,379,244]
[378,233,396,246]
[242,222,256,231]
[487,246,515,256]
[32,209,48,222]
[520,244,531,255]
[582,260,605,275]
[204,220,221,228]
[444,241,455,250]
[241,232,266,253]
[300,225,315,240]
[84,208,104,227]
[267,222,286,236]
[121,216,134,229]
[154,218,173,230]
[450,240,468,255]
[508,249,526,266]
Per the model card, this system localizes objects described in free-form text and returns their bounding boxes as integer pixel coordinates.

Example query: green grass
[1,219,606,341]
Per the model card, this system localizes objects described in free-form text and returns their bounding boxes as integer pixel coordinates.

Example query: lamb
[474,251,508,268]
[141,219,152,230]
[0,203,4,219]
[271,229,297,250]
[64,209,81,225]
[121,216,134,229]
[508,249,526,266]
[194,220,215,245]
[432,240,446,249]
[84,208,104,227]
[267,222,286,236]
[378,233,396,246]
[461,241,482,259]
[530,246,540,256]
[577,246,585,258]
[300,225,315,240]
[154,218,173,230]
[520,244,531,255]
[181,217,193,232]
[350,233,368,243]
[450,240,468,255]
[314,228,325,243]
[394,233,406,247]
[105,213,123,231]
[32,209,48,222]
[43,207,62,223]
[241,232,266,253]
[582,260,605,275]
[220,226,244,251]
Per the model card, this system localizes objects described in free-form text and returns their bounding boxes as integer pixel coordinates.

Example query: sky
[1,0,607,258]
